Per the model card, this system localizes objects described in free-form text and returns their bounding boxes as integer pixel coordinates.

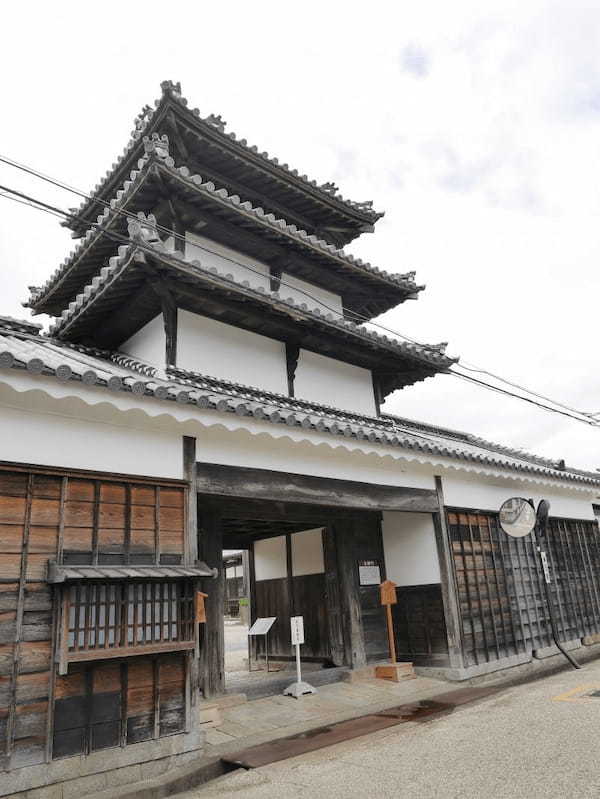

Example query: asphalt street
[186,657,600,799]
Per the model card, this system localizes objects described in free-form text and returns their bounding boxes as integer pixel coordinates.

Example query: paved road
[188,657,600,798]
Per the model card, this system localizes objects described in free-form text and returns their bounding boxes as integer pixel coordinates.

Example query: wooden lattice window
[59,580,196,672]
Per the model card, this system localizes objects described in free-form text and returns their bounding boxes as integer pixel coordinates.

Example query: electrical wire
[0,169,598,430]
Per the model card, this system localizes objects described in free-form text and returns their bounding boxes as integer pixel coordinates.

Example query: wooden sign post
[380,579,397,664]
[195,591,208,624]
[375,580,415,682]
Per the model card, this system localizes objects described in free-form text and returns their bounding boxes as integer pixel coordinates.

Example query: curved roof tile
[67,80,383,233]
[0,323,597,488]
[28,148,418,313]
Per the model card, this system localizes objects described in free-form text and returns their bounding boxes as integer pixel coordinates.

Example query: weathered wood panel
[0,463,189,772]
[52,653,186,758]
[253,578,291,659]
[392,584,449,666]
[197,463,438,512]
[447,510,600,667]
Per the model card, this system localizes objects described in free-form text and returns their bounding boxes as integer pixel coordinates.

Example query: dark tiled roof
[0,315,42,335]
[66,80,383,237]
[0,322,598,488]
[28,146,419,315]
[45,235,452,380]
[47,562,216,583]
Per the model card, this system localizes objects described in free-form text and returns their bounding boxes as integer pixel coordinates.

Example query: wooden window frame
[58,580,197,675]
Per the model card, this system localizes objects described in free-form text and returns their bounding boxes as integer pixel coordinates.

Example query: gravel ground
[185,656,600,799]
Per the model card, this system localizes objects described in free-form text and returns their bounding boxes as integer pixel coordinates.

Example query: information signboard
[359,562,381,586]
[290,615,305,645]
[248,617,276,636]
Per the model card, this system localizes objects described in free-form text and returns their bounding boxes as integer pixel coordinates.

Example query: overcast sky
[1,0,599,469]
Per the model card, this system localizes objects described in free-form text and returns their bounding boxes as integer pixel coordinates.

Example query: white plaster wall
[185,232,270,290]
[291,528,325,576]
[280,273,343,316]
[441,474,597,521]
[294,349,376,416]
[382,512,441,586]
[194,425,436,489]
[177,310,288,393]
[3,373,598,507]
[254,536,287,581]
[121,314,166,367]
[0,398,182,479]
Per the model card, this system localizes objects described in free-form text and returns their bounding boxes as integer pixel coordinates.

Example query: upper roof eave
[27,150,420,317]
[46,234,453,386]
[64,81,384,239]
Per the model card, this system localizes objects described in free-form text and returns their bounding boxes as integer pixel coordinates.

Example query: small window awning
[46,561,217,583]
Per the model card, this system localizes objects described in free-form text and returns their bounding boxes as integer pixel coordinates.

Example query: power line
[0,173,598,430]
[1,150,593,419]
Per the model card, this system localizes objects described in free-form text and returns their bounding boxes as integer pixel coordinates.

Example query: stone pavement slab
[184,658,600,799]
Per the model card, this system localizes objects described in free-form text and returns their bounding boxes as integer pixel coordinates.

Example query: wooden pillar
[323,526,345,666]
[198,507,225,698]
[182,437,198,564]
[248,542,257,665]
[183,437,200,706]
[285,343,300,398]
[432,476,465,670]
[333,520,367,669]
[241,549,250,599]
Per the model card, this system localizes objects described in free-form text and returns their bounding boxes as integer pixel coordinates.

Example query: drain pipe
[534,500,580,670]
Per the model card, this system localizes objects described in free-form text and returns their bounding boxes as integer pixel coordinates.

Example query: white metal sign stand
[283,616,316,698]
[248,617,277,672]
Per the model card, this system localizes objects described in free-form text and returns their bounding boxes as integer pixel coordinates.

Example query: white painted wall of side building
[441,473,596,521]
[382,512,441,587]
[254,529,325,581]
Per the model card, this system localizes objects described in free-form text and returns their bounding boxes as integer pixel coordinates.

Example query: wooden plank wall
[52,653,186,758]
[392,584,449,666]
[0,465,187,771]
[344,517,388,664]
[448,509,600,667]
[253,572,329,660]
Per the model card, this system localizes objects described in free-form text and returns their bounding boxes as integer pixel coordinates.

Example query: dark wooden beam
[372,373,384,416]
[269,264,283,293]
[285,533,295,617]
[334,519,367,668]
[198,506,225,698]
[196,463,439,513]
[285,341,300,397]
[146,271,178,366]
[183,437,198,563]
[432,476,465,670]
[323,526,346,666]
